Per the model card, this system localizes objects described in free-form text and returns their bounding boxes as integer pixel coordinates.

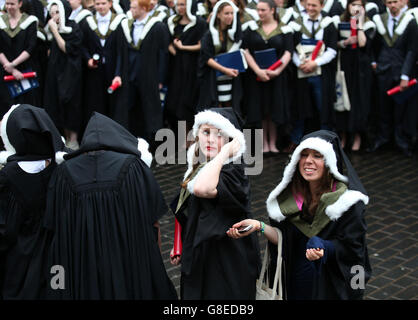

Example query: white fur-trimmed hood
[209,0,239,47]
[266,136,368,223]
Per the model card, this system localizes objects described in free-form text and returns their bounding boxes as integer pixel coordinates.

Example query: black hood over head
[64,112,153,166]
[0,104,67,164]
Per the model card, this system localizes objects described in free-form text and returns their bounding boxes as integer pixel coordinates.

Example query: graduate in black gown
[229,130,372,299]
[241,0,293,153]
[0,0,38,117]
[170,108,260,300]
[44,112,178,300]
[289,0,338,142]
[0,103,68,299]
[43,0,83,150]
[197,0,244,112]
[333,0,376,151]
[367,0,417,156]
[82,0,129,128]
[122,0,169,146]
[165,0,207,132]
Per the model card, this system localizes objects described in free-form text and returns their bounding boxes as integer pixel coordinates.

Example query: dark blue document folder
[214,50,247,77]
[254,48,278,69]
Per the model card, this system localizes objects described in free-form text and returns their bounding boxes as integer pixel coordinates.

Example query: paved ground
[152,146,418,300]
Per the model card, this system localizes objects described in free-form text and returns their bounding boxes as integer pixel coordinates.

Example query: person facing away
[228,129,372,299]
[170,107,260,300]
[44,112,177,299]
[0,103,68,299]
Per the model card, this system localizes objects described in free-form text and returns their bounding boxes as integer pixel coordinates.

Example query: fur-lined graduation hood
[209,0,241,47]
[167,0,197,35]
[63,112,153,167]
[184,108,246,193]
[46,0,73,34]
[0,104,68,165]
[266,130,369,223]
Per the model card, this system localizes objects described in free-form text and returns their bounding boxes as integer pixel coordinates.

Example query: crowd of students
[0,0,417,156]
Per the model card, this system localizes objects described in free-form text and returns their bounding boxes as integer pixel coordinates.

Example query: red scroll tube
[311,40,324,60]
[4,71,37,82]
[256,59,283,81]
[387,79,417,96]
[350,18,357,49]
[107,81,121,94]
[171,218,182,258]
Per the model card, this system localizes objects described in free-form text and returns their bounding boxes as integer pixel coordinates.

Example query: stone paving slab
[152,148,418,300]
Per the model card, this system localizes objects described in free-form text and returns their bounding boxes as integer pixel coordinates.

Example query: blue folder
[254,48,278,69]
[5,69,39,98]
[214,50,247,77]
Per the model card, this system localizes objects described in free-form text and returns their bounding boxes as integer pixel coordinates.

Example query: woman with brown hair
[228,130,372,300]
[197,0,244,111]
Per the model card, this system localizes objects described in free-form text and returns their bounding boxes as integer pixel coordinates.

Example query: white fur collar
[137,138,153,167]
[365,2,378,13]
[74,9,92,24]
[209,0,239,47]
[323,0,335,13]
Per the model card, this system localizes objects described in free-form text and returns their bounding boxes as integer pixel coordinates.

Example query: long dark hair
[341,0,366,22]
[259,0,280,22]
[291,164,334,216]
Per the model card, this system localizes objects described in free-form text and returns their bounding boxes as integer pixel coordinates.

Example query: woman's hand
[306,248,324,261]
[87,58,98,69]
[168,43,177,56]
[223,67,239,78]
[173,38,184,50]
[227,219,260,239]
[12,68,24,81]
[112,76,122,87]
[266,68,280,79]
[3,62,15,74]
[220,137,241,160]
[170,248,181,266]
[256,69,270,82]
[48,19,58,32]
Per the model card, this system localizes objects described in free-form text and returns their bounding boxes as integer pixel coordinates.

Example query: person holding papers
[241,0,293,154]
[366,0,417,157]
[0,0,38,117]
[288,0,338,146]
[197,0,244,112]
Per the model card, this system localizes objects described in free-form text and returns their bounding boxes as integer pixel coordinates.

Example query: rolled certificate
[350,18,357,49]
[107,81,121,94]
[311,40,324,60]
[92,53,100,66]
[256,59,283,81]
[4,71,37,82]
[387,78,417,96]
[171,218,182,257]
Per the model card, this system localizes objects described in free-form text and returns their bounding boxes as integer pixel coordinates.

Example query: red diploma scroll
[171,218,182,258]
[311,40,323,60]
[350,18,357,49]
[4,71,37,82]
[256,59,283,81]
[107,81,121,94]
[387,78,417,96]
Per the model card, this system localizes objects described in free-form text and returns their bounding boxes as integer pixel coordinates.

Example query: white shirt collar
[96,10,112,22]
[69,5,83,21]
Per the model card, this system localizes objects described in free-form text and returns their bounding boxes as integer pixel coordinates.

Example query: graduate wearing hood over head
[0,103,68,299]
[228,130,372,299]
[169,108,260,300]
[43,0,83,150]
[197,0,245,113]
[44,112,177,300]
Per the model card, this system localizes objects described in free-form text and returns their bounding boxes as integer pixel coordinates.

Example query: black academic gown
[335,17,375,133]
[164,16,207,127]
[125,17,169,142]
[177,164,260,300]
[372,12,418,140]
[82,14,129,127]
[0,161,56,299]
[293,19,338,129]
[43,21,83,133]
[44,113,177,300]
[241,23,293,127]
[0,14,38,117]
[197,30,244,114]
[269,188,372,300]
